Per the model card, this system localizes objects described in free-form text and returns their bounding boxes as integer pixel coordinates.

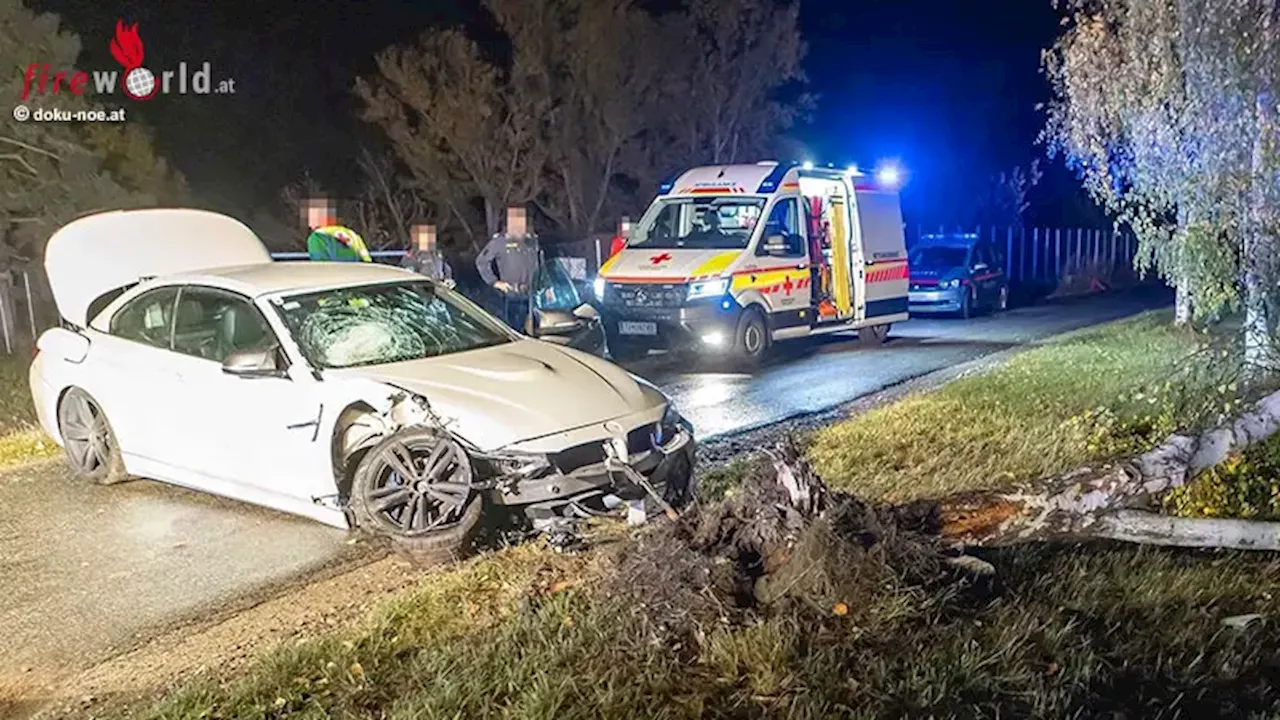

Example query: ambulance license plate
[618,321,657,336]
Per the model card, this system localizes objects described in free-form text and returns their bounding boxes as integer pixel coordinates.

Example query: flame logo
[109,20,157,100]
[109,20,145,70]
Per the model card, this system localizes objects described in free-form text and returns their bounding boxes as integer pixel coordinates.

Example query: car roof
[162,261,417,298]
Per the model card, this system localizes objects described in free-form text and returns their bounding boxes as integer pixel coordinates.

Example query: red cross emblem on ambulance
[649,253,672,265]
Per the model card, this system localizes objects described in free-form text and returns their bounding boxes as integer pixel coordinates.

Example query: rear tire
[351,427,482,567]
[858,323,891,347]
[57,387,128,485]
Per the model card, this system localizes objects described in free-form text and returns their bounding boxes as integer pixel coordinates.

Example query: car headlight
[652,402,686,446]
[687,277,729,301]
[484,451,553,479]
[939,279,961,290]
[593,276,606,301]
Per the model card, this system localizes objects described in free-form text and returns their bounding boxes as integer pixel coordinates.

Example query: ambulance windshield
[630,197,765,250]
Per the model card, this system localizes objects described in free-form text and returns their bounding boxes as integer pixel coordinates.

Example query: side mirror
[535,309,585,336]
[37,328,91,363]
[572,303,599,321]
[972,262,989,272]
[763,236,789,256]
[222,346,285,378]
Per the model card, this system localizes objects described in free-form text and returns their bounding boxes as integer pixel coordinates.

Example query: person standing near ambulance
[608,216,632,258]
[303,195,371,262]
[476,206,540,332]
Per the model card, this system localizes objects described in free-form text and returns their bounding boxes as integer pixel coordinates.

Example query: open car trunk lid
[44,208,273,327]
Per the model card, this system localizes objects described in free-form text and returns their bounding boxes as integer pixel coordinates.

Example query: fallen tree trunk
[1089,511,1280,550]
[931,387,1280,548]
[750,388,1280,552]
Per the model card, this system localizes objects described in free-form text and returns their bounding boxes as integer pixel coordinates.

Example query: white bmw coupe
[31,209,694,556]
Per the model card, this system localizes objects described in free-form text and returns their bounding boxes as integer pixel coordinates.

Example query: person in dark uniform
[401,223,455,288]
[475,206,540,332]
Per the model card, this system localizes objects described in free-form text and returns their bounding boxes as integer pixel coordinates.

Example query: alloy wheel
[59,392,110,475]
[363,437,473,535]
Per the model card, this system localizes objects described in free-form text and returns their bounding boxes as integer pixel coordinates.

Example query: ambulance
[593,161,909,362]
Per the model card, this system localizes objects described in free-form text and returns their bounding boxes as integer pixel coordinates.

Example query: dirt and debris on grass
[41,445,1280,719]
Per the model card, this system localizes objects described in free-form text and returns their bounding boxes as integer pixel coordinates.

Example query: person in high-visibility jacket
[303,196,371,262]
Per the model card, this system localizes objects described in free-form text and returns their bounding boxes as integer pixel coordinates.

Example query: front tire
[351,427,481,566]
[57,387,127,485]
[959,287,974,319]
[732,307,770,368]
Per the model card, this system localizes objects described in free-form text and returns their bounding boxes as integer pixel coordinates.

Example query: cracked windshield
[275,282,511,369]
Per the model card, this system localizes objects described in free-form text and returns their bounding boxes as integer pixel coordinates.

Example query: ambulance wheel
[859,323,891,347]
[732,307,770,367]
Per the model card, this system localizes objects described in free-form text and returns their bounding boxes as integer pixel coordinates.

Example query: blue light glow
[876,164,901,187]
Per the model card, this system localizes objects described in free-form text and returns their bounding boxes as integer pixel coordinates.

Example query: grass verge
[0,353,57,468]
[808,310,1247,503]
[104,310,1280,719]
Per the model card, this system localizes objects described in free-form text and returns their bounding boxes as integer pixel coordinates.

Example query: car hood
[338,339,661,451]
[44,208,272,326]
[600,248,740,282]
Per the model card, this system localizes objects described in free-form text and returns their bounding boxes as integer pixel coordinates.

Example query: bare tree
[351,149,435,250]
[356,28,551,241]
[356,0,812,243]
[669,0,811,166]
[978,160,1043,229]
[515,0,674,237]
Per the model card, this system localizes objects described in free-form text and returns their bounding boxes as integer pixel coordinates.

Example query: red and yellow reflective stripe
[865,260,908,283]
[730,266,810,296]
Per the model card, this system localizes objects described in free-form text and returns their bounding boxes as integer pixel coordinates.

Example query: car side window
[108,287,179,349]
[757,198,805,258]
[172,287,275,363]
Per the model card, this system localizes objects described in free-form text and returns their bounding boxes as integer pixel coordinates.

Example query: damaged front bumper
[482,424,695,508]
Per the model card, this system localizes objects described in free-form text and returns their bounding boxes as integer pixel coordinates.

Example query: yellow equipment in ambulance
[594,161,909,362]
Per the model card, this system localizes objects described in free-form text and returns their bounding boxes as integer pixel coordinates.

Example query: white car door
[163,286,336,517]
[85,286,186,471]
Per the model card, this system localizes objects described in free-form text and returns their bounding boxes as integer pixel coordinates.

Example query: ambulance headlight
[593,277,607,300]
[687,278,729,301]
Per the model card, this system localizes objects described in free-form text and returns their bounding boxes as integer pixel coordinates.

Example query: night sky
[26,0,1104,230]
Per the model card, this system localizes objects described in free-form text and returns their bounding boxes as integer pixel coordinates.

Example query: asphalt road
[646,287,1172,438]
[0,287,1170,697]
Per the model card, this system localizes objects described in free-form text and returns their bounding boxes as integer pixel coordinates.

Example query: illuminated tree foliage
[1043,0,1279,355]
[0,0,183,266]
[356,0,807,242]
